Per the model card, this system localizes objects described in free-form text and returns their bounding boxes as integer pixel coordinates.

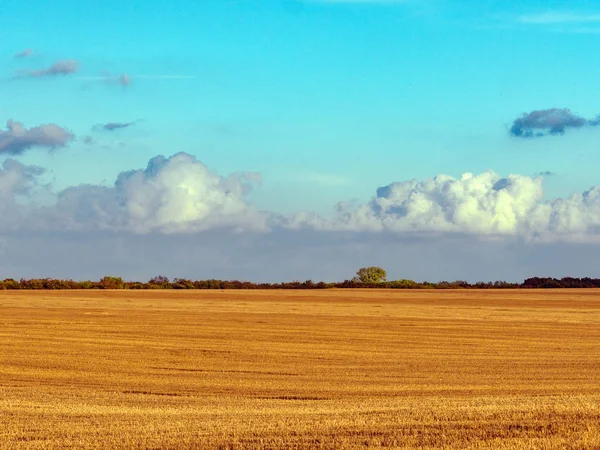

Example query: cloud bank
[3,229,600,283]
[3,153,600,242]
[285,171,600,242]
[0,120,73,155]
[42,152,266,234]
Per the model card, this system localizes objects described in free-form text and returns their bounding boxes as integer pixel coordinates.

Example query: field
[1,289,599,449]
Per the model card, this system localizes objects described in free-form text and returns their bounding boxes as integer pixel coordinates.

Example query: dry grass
[0,289,599,449]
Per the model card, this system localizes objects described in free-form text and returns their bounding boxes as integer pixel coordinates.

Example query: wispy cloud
[77,73,194,86]
[18,59,79,78]
[93,120,140,132]
[77,72,131,86]
[518,11,600,25]
[14,48,33,58]
[534,171,555,178]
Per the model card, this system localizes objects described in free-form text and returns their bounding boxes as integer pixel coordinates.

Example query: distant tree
[388,279,418,289]
[353,267,387,284]
[99,276,124,289]
[172,278,194,289]
[148,275,170,289]
[78,280,94,289]
[0,278,20,290]
[149,275,169,284]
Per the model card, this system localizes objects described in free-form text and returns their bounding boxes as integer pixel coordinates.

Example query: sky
[1,0,600,282]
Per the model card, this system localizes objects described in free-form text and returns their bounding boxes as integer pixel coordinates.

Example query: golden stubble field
[0,289,599,449]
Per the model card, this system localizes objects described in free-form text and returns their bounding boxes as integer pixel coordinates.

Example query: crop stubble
[0,289,599,449]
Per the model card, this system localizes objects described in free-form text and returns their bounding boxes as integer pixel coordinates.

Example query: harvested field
[0,289,599,449]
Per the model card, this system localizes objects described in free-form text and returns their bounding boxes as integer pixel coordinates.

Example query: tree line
[1,270,600,290]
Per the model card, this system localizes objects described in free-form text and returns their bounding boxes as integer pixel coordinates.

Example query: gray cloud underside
[0,120,73,155]
[510,108,599,138]
[1,230,599,283]
[3,152,600,242]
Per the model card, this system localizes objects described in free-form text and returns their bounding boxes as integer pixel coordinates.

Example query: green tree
[148,275,171,289]
[353,267,387,284]
[99,276,124,289]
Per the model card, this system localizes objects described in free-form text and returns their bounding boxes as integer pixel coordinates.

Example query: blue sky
[1,0,600,280]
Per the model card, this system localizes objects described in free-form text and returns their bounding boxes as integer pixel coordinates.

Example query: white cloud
[5,156,600,242]
[1,152,266,234]
[0,159,46,230]
[110,153,265,233]
[283,170,600,242]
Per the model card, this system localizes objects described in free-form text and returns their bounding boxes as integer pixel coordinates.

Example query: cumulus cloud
[0,159,44,199]
[510,108,599,137]
[46,152,267,234]
[0,120,73,155]
[20,59,79,77]
[0,159,45,229]
[6,152,600,242]
[0,153,265,234]
[284,170,600,242]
